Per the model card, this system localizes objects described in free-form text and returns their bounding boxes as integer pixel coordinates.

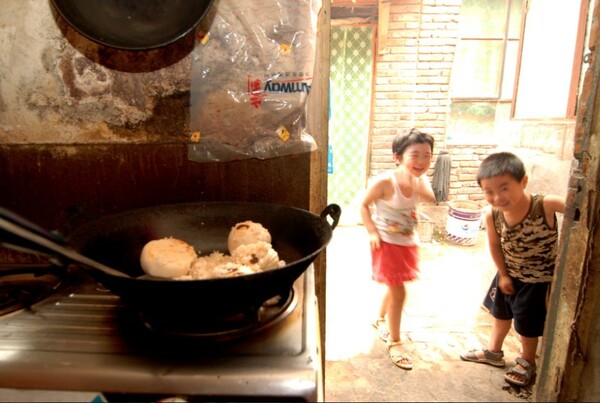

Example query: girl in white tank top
[359,128,436,370]
[372,171,419,246]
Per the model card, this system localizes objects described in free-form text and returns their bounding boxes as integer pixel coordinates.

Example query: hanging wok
[0,202,340,320]
[50,0,214,50]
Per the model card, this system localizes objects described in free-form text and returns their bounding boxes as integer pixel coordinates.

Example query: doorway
[327,24,375,225]
[328,2,600,397]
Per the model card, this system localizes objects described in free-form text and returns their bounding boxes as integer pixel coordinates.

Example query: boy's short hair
[477,152,526,186]
[392,128,434,157]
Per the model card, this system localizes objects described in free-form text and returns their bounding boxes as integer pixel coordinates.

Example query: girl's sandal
[371,318,389,343]
[387,341,413,370]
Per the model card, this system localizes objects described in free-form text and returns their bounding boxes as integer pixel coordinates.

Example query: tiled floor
[325,225,529,402]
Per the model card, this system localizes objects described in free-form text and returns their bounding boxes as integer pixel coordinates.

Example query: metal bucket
[445,200,483,246]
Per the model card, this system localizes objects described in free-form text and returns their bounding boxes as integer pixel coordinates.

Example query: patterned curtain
[328,25,375,224]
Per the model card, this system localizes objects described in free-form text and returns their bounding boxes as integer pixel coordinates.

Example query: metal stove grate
[0,266,320,401]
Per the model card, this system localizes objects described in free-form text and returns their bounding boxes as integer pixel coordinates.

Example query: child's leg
[386,283,406,343]
[520,335,538,364]
[504,335,538,385]
[372,287,391,342]
[504,281,546,384]
[379,288,390,319]
[385,283,412,369]
[489,317,512,351]
[462,317,511,363]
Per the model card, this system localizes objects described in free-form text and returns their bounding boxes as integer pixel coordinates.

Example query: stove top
[0,265,65,317]
[0,264,321,401]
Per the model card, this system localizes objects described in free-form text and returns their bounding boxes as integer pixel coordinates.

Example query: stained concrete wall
[0,0,194,144]
[502,120,575,198]
[0,1,318,246]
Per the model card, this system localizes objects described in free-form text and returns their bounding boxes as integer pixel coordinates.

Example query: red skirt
[371,241,419,286]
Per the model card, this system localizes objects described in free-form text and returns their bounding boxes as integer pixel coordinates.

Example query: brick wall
[356,0,573,202]
[369,0,470,198]
[446,145,495,202]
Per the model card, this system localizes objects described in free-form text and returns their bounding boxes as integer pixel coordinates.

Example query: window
[514,0,584,118]
[447,0,522,144]
[447,0,587,145]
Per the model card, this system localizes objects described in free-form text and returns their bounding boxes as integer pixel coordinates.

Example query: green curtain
[328,25,374,223]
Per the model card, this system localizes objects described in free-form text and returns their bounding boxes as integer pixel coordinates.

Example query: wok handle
[0,206,67,245]
[0,207,129,279]
[320,204,341,230]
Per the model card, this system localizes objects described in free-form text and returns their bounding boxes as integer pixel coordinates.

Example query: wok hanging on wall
[50,0,215,50]
[0,202,340,321]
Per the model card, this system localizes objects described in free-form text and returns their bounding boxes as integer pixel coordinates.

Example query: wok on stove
[0,202,340,320]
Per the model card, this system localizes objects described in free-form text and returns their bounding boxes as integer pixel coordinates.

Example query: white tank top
[372,171,419,246]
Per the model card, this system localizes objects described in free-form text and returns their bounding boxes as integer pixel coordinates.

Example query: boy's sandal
[504,357,536,386]
[460,348,505,367]
[387,341,413,370]
[371,318,389,343]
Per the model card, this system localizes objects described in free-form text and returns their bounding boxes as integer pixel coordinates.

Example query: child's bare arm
[360,179,385,249]
[485,210,515,294]
[544,195,566,214]
[544,195,566,227]
[417,175,436,203]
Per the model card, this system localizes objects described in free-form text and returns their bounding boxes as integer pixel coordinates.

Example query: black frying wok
[0,202,340,319]
[51,0,214,50]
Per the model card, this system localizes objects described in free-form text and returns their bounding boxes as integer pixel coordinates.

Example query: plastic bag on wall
[188,0,321,162]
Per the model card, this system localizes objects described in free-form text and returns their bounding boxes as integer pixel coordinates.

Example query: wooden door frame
[534,1,600,399]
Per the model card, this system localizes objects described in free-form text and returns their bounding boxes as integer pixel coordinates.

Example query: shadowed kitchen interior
[0,0,330,400]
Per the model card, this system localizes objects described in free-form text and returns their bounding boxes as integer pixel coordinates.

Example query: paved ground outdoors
[324,225,533,402]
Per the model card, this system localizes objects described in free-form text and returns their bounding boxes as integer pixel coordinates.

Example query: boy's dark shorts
[482,273,550,338]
